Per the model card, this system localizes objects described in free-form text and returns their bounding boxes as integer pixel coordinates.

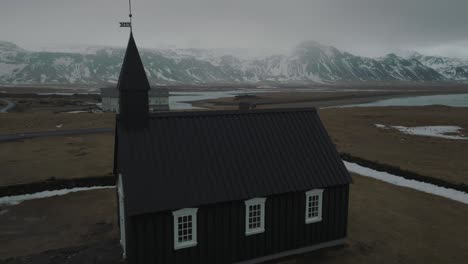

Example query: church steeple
[117,33,150,128]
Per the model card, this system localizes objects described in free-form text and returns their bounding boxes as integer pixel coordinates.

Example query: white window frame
[173,208,198,250]
[245,197,266,236]
[305,189,323,224]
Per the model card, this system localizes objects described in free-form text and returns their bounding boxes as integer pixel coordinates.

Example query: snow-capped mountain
[408,52,468,81]
[0,40,449,85]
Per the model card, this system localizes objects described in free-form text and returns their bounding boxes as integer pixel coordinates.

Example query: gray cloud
[2,0,468,58]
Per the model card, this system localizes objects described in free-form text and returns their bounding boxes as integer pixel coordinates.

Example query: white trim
[173,208,198,250]
[305,189,323,224]
[244,197,266,236]
[117,174,127,259]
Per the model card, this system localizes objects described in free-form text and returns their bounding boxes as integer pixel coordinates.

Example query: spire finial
[119,0,133,31]
[128,0,133,32]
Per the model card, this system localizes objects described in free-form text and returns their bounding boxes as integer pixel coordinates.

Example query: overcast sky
[2,0,468,58]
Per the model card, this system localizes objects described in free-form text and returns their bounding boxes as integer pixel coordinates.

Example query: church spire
[117,33,150,92]
[117,33,149,128]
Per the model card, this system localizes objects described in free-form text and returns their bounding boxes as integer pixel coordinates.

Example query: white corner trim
[117,174,126,259]
[173,208,198,250]
[245,197,266,236]
[305,189,324,224]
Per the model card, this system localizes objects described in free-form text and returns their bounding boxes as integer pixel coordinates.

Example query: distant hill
[0,40,459,85]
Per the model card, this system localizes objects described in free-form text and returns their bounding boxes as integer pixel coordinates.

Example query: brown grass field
[1,174,467,263]
[0,134,114,187]
[0,112,114,134]
[321,106,468,185]
[0,189,117,260]
[1,106,467,186]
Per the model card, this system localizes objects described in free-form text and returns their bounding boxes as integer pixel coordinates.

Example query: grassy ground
[1,174,467,263]
[320,106,468,185]
[0,134,114,187]
[0,189,117,259]
[0,112,114,134]
[1,106,467,186]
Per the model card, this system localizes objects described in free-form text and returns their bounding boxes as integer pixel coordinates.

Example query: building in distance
[100,86,169,112]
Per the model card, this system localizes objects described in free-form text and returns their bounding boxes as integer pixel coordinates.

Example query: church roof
[115,108,352,216]
[117,33,150,91]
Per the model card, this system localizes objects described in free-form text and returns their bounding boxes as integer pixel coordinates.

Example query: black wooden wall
[127,184,349,264]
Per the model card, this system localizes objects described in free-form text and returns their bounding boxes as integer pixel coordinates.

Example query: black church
[114,33,352,264]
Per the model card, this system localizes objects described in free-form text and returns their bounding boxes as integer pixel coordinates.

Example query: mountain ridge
[0,40,463,85]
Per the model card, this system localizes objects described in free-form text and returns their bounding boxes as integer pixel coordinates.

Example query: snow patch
[40,74,47,83]
[377,124,468,140]
[344,161,468,205]
[53,57,73,67]
[65,110,89,114]
[0,186,115,206]
[0,63,26,77]
[374,124,387,129]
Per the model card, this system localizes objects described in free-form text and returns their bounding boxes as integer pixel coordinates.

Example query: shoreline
[192,90,468,109]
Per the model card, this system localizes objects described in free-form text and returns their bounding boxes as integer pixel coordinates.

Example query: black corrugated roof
[117,33,150,92]
[115,108,351,216]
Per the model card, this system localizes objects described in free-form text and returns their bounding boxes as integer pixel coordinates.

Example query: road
[0,98,16,113]
[0,128,114,143]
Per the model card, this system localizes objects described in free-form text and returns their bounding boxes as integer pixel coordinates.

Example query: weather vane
[120,0,133,31]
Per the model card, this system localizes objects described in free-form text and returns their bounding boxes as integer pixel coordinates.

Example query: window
[305,189,323,224]
[245,198,266,235]
[173,208,198,250]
